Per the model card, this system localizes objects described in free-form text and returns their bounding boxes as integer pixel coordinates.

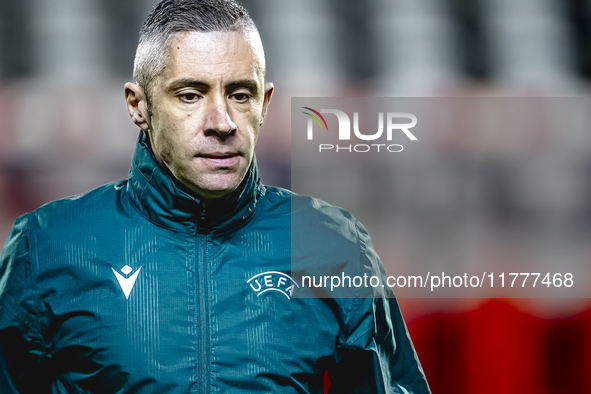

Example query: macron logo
[112,265,142,299]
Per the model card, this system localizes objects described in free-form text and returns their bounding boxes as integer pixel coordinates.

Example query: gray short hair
[133,0,259,113]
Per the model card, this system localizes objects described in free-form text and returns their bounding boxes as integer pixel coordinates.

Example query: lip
[197,152,240,158]
[196,152,241,167]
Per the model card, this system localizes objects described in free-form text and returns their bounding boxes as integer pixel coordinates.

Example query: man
[0,0,430,392]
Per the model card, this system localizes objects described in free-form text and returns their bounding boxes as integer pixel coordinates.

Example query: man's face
[146,30,273,202]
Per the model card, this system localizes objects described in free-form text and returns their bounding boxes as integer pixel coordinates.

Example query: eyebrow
[226,79,259,94]
[166,78,259,94]
[167,78,210,91]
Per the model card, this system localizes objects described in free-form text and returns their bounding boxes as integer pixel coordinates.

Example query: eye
[178,92,200,103]
[231,93,251,103]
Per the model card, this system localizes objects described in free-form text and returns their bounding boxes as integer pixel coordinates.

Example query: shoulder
[2,180,131,280]
[262,185,360,243]
[27,180,127,233]
[0,214,30,271]
[261,186,391,298]
[261,186,369,282]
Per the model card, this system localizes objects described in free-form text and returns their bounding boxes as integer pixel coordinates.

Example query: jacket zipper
[196,207,210,393]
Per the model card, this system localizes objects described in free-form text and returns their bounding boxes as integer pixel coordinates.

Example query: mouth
[196,152,242,167]
[197,152,241,159]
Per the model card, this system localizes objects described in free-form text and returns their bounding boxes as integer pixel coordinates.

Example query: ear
[259,82,274,127]
[124,82,151,131]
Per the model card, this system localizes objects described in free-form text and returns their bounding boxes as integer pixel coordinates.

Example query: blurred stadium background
[1,0,591,392]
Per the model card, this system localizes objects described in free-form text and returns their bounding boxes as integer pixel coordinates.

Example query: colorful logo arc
[302,107,329,131]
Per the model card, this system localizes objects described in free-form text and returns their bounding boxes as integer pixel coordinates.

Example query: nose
[203,96,237,139]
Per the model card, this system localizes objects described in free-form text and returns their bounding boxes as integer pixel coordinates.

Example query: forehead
[162,30,264,85]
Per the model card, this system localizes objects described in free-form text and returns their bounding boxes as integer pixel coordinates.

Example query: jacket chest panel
[34,227,200,381]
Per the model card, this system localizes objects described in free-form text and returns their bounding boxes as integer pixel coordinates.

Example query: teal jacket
[0,132,430,393]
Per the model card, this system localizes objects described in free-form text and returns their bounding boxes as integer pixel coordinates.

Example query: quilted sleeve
[0,214,49,393]
[328,220,431,394]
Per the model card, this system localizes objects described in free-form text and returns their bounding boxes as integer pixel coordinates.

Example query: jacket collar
[126,131,263,234]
